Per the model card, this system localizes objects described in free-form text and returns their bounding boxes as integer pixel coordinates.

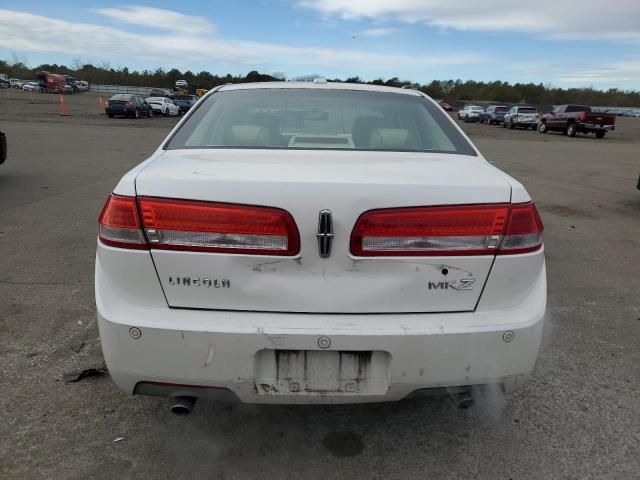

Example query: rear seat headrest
[230,125,271,147]
[369,128,409,149]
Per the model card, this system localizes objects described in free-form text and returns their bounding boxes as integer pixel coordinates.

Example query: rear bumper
[106,107,136,116]
[96,250,546,404]
[578,123,615,131]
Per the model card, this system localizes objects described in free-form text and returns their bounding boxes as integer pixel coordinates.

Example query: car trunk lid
[135,149,512,313]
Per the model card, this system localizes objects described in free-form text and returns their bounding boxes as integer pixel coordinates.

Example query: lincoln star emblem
[316,210,334,258]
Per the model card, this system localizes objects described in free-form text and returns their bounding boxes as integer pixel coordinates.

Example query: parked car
[96,82,546,411]
[9,78,24,89]
[175,79,188,89]
[149,88,175,99]
[0,130,6,165]
[105,94,153,118]
[146,96,180,116]
[479,105,509,125]
[503,106,539,130]
[538,105,615,138]
[457,105,484,122]
[172,95,199,114]
[74,80,89,92]
[439,101,454,112]
[0,78,10,88]
[63,75,78,92]
[22,81,39,91]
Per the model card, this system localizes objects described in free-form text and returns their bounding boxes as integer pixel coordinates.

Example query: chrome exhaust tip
[446,387,474,410]
[169,396,196,415]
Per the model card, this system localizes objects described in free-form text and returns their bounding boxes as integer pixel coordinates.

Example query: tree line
[2,59,638,107]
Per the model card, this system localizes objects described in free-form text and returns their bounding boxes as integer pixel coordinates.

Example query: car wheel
[503,121,507,128]
[595,131,606,139]
[509,120,515,129]
[567,123,577,137]
[163,108,168,117]
[107,113,114,118]
[147,108,152,118]
[538,122,547,134]
[134,109,140,119]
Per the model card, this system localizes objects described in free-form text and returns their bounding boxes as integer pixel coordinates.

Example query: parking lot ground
[1,90,639,479]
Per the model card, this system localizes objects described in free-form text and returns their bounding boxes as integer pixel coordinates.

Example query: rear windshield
[110,94,133,101]
[518,107,538,113]
[166,89,476,155]
[495,107,508,113]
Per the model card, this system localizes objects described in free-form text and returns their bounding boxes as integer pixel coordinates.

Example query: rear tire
[567,123,577,137]
[538,122,547,133]
[509,121,515,129]
[595,131,606,139]
[134,109,140,119]
[147,108,152,118]
[163,108,168,117]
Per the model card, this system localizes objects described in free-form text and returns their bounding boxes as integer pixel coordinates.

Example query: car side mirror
[0,131,6,165]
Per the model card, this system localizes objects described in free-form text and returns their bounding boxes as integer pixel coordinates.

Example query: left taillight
[138,197,300,256]
[98,195,300,255]
[98,194,147,249]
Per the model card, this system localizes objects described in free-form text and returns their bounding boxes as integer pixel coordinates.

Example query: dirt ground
[1,89,639,479]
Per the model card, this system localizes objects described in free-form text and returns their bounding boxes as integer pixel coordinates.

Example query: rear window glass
[495,107,508,113]
[566,105,590,113]
[110,94,133,101]
[167,89,476,155]
[518,107,537,113]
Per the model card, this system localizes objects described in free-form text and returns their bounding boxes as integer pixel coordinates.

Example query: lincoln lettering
[168,276,231,288]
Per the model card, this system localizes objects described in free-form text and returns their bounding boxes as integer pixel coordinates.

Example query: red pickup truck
[538,105,615,139]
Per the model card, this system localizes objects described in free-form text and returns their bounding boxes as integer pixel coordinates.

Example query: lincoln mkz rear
[96,83,546,409]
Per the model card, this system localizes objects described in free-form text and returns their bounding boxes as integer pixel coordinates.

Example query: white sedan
[22,82,40,91]
[457,105,484,121]
[145,96,180,116]
[97,82,546,413]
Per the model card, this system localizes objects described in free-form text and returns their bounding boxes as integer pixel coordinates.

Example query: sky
[0,1,639,90]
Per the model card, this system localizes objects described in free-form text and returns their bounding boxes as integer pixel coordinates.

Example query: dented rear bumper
[96,241,546,404]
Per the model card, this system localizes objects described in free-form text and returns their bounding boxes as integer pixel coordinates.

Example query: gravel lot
[1,89,639,479]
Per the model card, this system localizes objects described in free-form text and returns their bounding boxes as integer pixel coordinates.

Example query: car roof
[217,81,424,97]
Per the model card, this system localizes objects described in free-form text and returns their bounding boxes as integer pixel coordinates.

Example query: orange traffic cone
[59,95,70,116]
[98,96,105,115]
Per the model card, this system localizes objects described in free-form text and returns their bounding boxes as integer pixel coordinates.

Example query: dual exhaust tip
[167,391,475,414]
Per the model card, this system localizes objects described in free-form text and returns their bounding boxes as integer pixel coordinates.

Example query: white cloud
[0,9,483,72]
[96,5,214,34]
[297,0,640,42]
[358,27,396,38]
[558,60,640,85]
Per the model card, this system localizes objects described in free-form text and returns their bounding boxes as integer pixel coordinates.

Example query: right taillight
[350,202,543,257]
[498,202,544,255]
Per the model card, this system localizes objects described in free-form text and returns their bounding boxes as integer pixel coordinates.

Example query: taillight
[98,194,147,249]
[98,195,300,255]
[350,203,543,256]
[578,112,586,121]
[125,101,133,108]
[138,197,300,255]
